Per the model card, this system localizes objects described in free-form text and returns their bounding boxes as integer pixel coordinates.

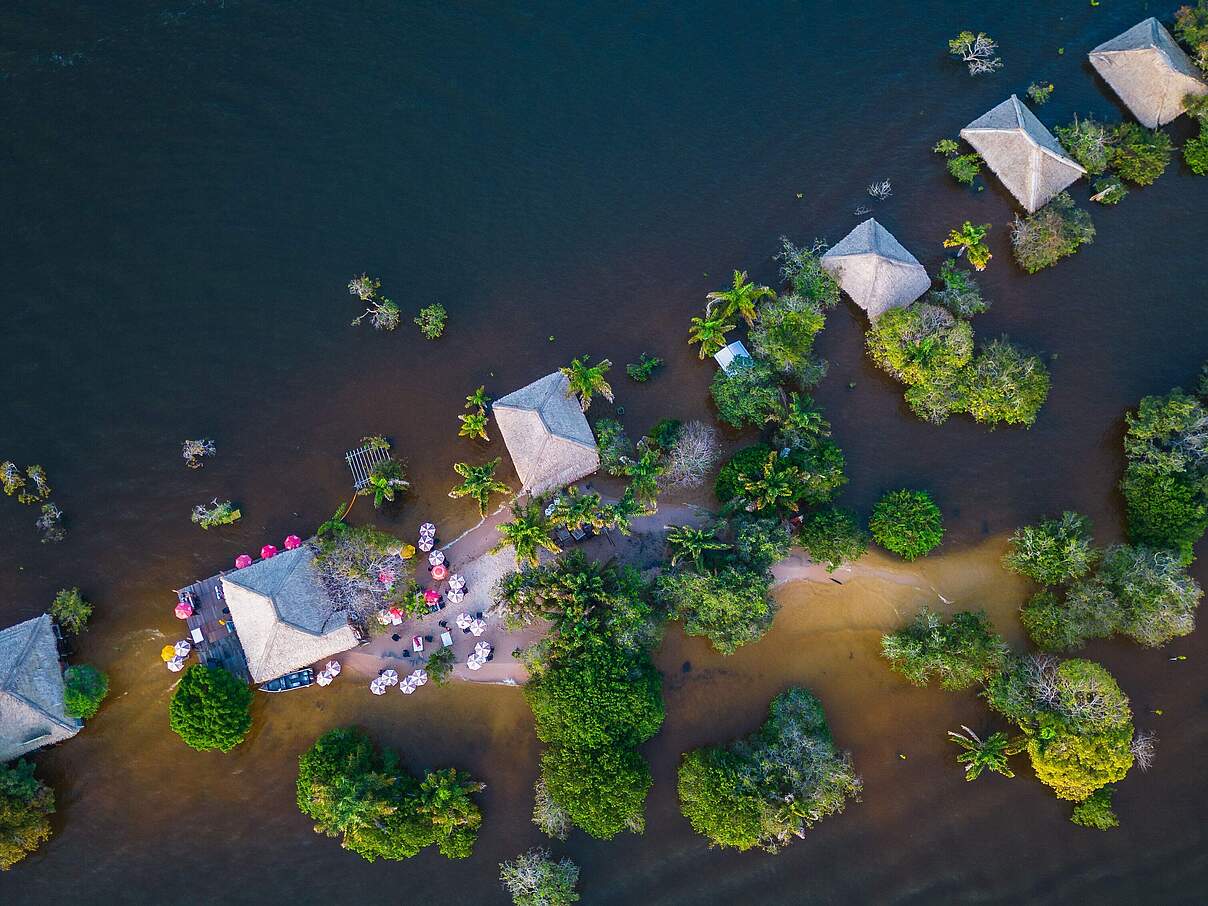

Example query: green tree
[63,663,109,719]
[1009,192,1095,273]
[549,486,604,533]
[593,418,633,475]
[1003,512,1098,586]
[49,587,92,635]
[540,744,652,840]
[560,355,614,412]
[1054,116,1112,175]
[417,768,487,859]
[947,726,1023,780]
[500,848,581,906]
[656,565,777,655]
[1111,123,1172,185]
[457,410,489,442]
[1176,2,1208,72]
[869,489,944,560]
[0,760,55,870]
[448,458,510,517]
[677,747,766,851]
[865,303,973,387]
[360,459,409,508]
[943,221,992,270]
[705,270,775,326]
[709,357,781,428]
[960,339,1051,427]
[748,294,827,386]
[168,664,253,753]
[715,443,847,514]
[928,260,988,318]
[619,443,667,507]
[881,609,1006,690]
[492,502,562,569]
[465,385,491,410]
[798,507,869,572]
[426,645,456,685]
[687,313,737,358]
[414,303,448,338]
[665,524,730,569]
[1071,787,1119,830]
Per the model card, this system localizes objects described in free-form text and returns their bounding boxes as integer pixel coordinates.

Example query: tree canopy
[63,663,109,720]
[168,663,253,753]
[869,489,944,560]
[499,848,581,906]
[881,609,1007,690]
[0,760,55,871]
[1002,512,1098,586]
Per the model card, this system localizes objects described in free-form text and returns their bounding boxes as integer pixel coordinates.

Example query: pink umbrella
[424,588,440,604]
[174,601,194,619]
[378,568,396,587]
[431,564,448,581]
[234,553,253,569]
[283,534,302,550]
[388,606,403,619]
[260,544,278,559]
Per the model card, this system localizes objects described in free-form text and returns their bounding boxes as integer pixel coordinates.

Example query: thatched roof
[820,219,931,320]
[960,95,1086,213]
[0,614,80,762]
[1089,17,1208,128]
[493,371,600,497]
[221,547,359,684]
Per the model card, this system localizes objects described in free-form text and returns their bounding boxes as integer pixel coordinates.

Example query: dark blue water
[2,2,1207,903]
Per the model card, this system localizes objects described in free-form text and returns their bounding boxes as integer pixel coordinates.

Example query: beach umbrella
[420,522,436,536]
[377,609,392,625]
[325,660,341,676]
[174,640,193,657]
[234,553,253,569]
[474,641,492,658]
[379,568,396,587]
[431,564,448,581]
[424,588,441,605]
[467,657,483,671]
[448,573,465,590]
[160,644,177,662]
[283,534,302,550]
[370,679,386,695]
[381,669,399,686]
[447,588,465,604]
[428,549,445,566]
[401,681,416,694]
[315,671,332,686]
[456,612,472,629]
[418,539,433,552]
[410,669,428,686]
[260,544,278,559]
[469,618,486,637]
[174,601,193,620]
[167,656,186,672]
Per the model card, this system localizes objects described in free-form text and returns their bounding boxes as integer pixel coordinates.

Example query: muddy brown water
[2,2,1207,903]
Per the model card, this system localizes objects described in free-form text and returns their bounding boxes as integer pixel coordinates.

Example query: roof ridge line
[0,686,78,733]
[0,616,45,693]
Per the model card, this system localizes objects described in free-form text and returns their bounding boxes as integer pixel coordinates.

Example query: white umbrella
[418,539,433,553]
[401,681,416,694]
[467,657,483,671]
[370,679,386,695]
[448,573,465,590]
[455,612,473,630]
[174,639,192,657]
[377,609,392,625]
[380,669,399,686]
[428,550,446,566]
[469,618,486,637]
[325,660,342,676]
[447,588,465,604]
[474,641,492,658]
[410,669,428,686]
[315,671,332,686]
[420,522,436,536]
[166,656,186,672]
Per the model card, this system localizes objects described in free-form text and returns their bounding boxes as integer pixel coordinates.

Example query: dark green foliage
[1090,175,1128,204]
[866,303,973,386]
[959,339,1051,428]
[1110,123,1172,185]
[1176,3,1208,73]
[748,294,828,386]
[1185,132,1208,175]
[593,418,633,476]
[677,688,860,852]
[776,237,841,308]
[1010,192,1095,273]
[1002,512,1098,586]
[541,744,652,840]
[296,727,484,861]
[1055,116,1112,175]
[929,260,988,318]
[49,587,92,635]
[709,357,781,428]
[731,516,793,572]
[626,353,663,382]
[797,508,869,572]
[645,418,682,452]
[656,565,777,655]
[947,153,983,184]
[0,760,55,870]
[715,443,847,515]
[869,489,944,560]
[948,727,1024,780]
[426,646,455,685]
[880,609,1007,690]
[63,663,109,719]
[1071,787,1119,830]
[168,664,253,753]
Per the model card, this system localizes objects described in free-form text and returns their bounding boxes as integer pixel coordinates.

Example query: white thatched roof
[221,547,359,684]
[960,95,1086,213]
[0,614,80,762]
[493,371,600,497]
[1089,17,1208,128]
[820,219,931,320]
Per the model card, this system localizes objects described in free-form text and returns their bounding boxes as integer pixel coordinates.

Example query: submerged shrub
[1110,123,1173,185]
[1010,192,1095,273]
[798,507,869,572]
[960,339,1050,428]
[1003,512,1098,586]
[748,293,828,386]
[865,303,973,386]
[1185,131,1208,175]
[1071,787,1119,830]
[869,489,944,560]
[1055,116,1112,175]
[414,303,448,339]
[709,357,781,428]
[1090,175,1128,205]
[928,260,988,318]
[881,608,1007,690]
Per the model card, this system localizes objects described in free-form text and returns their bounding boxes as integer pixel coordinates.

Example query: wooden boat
[259,668,315,693]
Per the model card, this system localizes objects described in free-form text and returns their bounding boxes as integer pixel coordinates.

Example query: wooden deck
[179,573,251,684]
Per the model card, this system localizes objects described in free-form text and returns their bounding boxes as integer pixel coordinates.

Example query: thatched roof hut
[960,95,1086,213]
[221,546,360,684]
[493,371,600,497]
[0,614,80,762]
[1089,17,1208,128]
[820,219,931,320]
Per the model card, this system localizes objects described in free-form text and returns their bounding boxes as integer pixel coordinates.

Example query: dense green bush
[947,153,983,184]
[677,688,860,852]
[656,565,777,655]
[776,237,841,308]
[297,727,484,861]
[928,260,988,318]
[168,664,253,753]
[1175,2,1208,73]
[715,443,846,514]
[1054,116,1112,175]
[541,744,653,840]
[1002,512,1098,586]
[1090,175,1128,205]
[594,418,633,475]
[709,357,781,428]
[797,507,869,572]
[0,760,55,870]
[869,489,944,560]
[1071,787,1119,830]
[748,293,828,386]
[1186,132,1208,175]
[865,303,973,386]
[1111,123,1172,185]
[960,340,1050,427]
[49,587,92,635]
[881,608,1006,690]
[1009,192,1095,273]
[63,663,109,719]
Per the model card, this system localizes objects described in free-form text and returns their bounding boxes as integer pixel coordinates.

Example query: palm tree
[448,458,510,517]
[943,221,992,271]
[464,385,491,411]
[947,726,1023,780]
[687,314,737,359]
[549,486,604,533]
[491,501,562,568]
[595,487,650,537]
[738,451,804,513]
[772,392,831,441]
[706,270,776,326]
[560,355,614,412]
[619,444,666,506]
[457,410,490,442]
[665,524,730,570]
[360,459,409,508]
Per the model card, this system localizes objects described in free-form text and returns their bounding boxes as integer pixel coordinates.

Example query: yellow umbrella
[160,644,176,662]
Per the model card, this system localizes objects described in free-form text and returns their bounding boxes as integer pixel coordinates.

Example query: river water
[2,2,1206,903]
